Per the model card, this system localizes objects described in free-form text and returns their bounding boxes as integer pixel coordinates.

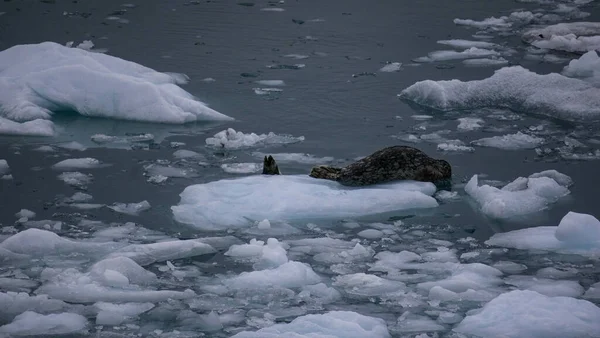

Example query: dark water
[1,0,600,337]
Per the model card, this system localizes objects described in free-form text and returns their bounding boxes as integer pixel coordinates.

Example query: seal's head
[262,155,281,175]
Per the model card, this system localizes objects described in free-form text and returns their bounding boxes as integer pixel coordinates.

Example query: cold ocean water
[1,0,600,337]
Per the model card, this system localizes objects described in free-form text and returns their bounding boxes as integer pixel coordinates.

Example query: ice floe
[107,200,151,216]
[522,22,600,53]
[0,311,88,336]
[454,290,600,338]
[57,171,92,188]
[230,311,391,338]
[255,80,285,86]
[0,42,232,136]
[486,211,600,255]
[437,39,499,49]
[399,60,600,121]
[379,62,402,72]
[465,170,571,219]
[414,47,500,62]
[205,128,305,149]
[221,163,261,174]
[0,159,10,177]
[472,131,544,150]
[52,157,105,170]
[172,175,438,229]
[94,302,154,325]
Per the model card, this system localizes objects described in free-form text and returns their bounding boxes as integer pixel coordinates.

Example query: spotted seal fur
[262,146,451,186]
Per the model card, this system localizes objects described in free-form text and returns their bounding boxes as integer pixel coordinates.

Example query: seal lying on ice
[262,145,451,186]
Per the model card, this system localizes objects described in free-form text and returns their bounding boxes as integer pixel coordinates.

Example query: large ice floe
[172,175,438,229]
[399,51,600,121]
[486,211,600,256]
[465,170,572,219]
[0,42,232,136]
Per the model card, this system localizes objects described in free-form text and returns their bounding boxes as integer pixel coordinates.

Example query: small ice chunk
[15,209,35,219]
[230,311,391,338]
[457,117,484,131]
[437,143,475,152]
[108,239,217,266]
[52,157,104,170]
[504,275,584,297]
[472,132,544,150]
[107,200,151,216]
[379,62,402,72]
[206,128,304,149]
[333,273,406,297]
[225,261,320,289]
[144,164,199,178]
[0,292,68,318]
[173,149,204,159]
[0,311,88,336]
[554,211,600,244]
[55,141,87,151]
[0,159,10,176]
[414,47,499,62]
[396,313,445,333]
[492,261,527,274]
[358,229,384,239]
[221,163,261,174]
[0,117,54,136]
[90,256,157,285]
[34,145,55,152]
[437,39,499,49]
[454,290,600,338]
[57,171,92,187]
[463,57,509,67]
[95,302,154,325]
[255,80,285,86]
[465,173,570,219]
[68,192,93,202]
[584,282,600,300]
[0,228,114,255]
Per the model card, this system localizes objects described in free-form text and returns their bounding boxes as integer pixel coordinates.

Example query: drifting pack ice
[0,42,232,136]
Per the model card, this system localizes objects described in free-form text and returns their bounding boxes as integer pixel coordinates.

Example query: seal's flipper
[262,155,281,175]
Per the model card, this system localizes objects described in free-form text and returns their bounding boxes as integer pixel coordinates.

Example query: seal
[262,155,281,175]
[263,146,451,186]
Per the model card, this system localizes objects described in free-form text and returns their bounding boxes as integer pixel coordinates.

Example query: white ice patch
[173,149,204,160]
[172,175,438,229]
[454,290,600,338]
[107,200,151,216]
[57,171,92,187]
[94,302,154,325]
[0,311,88,336]
[221,163,261,174]
[463,57,509,67]
[523,22,600,53]
[437,39,499,49]
[0,159,9,176]
[15,209,35,220]
[333,273,407,297]
[379,62,402,72]
[0,292,69,320]
[486,211,600,255]
[144,164,199,179]
[107,239,217,266]
[225,238,289,269]
[55,141,87,151]
[254,80,285,86]
[0,117,54,136]
[0,42,232,137]
[230,311,391,338]
[399,62,600,121]
[457,117,484,131]
[504,275,584,297]
[472,131,544,150]
[0,228,116,256]
[205,128,304,149]
[225,261,320,289]
[52,157,104,170]
[252,152,335,164]
[563,50,600,85]
[414,47,499,62]
[465,171,571,219]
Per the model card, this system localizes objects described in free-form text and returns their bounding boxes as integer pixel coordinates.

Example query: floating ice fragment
[107,239,217,266]
[107,200,151,216]
[230,311,391,338]
[225,261,320,289]
[221,163,261,174]
[437,143,475,152]
[252,152,334,164]
[437,39,499,49]
[0,159,9,176]
[0,42,232,137]
[52,157,104,170]
[414,47,499,62]
[173,149,204,159]
[205,128,304,149]
[0,311,88,336]
[463,57,509,67]
[333,273,406,297]
[454,290,600,338]
[172,175,438,229]
[472,131,544,150]
[465,172,571,219]
[57,171,92,187]
[95,302,154,325]
[55,141,87,151]
[379,62,402,72]
[485,211,600,255]
[457,117,484,131]
[522,22,600,53]
[358,229,384,239]
[255,80,285,86]
[504,275,584,297]
[15,209,35,219]
[399,62,600,121]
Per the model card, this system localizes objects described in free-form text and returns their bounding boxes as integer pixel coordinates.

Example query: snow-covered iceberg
[0,42,232,136]
[454,290,600,338]
[522,22,600,53]
[172,175,438,230]
[465,170,571,219]
[398,61,600,121]
[485,211,600,255]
